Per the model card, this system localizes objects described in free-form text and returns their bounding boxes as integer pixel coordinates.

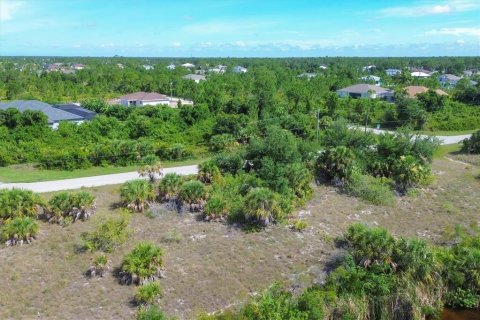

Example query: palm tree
[134,282,162,305]
[2,216,39,246]
[46,191,96,223]
[120,180,155,212]
[139,156,164,183]
[204,194,228,221]
[178,180,206,211]
[120,242,164,285]
[197,160,220,184]
[158,173,183,201]
[243,187,284,226]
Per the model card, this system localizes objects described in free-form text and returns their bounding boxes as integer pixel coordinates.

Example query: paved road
[0,165,198,193]
[361,127,471,145]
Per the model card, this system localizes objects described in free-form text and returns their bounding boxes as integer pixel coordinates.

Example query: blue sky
[0,0,479,57]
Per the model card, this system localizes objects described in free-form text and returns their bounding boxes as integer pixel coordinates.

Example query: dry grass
[0,157,479,319]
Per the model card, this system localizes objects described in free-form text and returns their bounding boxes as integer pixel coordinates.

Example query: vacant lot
[0,154,479,320]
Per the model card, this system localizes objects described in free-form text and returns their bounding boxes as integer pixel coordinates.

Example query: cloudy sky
[0,0,479,56]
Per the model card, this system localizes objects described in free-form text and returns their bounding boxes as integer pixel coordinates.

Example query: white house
[182,74,206,83]
[438,74,461,88]
[142,65,154,70]
[361,75,381,86]
[233,66,248,73]
[181,63,195,69]
[72,63,86,70]
[166,64,176,70]
[319,65,328,70]
[411,71,431,78]
[209,65,227,74]
[362,65,376,72]
[119,92,170,107]
[337,84,392,100]
[298,73,317,80]
[386,69,401,76]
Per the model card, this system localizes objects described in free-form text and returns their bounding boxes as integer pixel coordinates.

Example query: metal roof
[0,100,84,124]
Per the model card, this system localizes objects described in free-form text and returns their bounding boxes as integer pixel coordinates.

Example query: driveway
[0,165,198,193]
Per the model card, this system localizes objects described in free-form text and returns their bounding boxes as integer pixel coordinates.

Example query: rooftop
[0,100,84,123]
[337,84,389,94]
[120,92,169,101]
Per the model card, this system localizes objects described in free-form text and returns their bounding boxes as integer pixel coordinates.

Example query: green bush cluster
[81,214,131,252]
[46,191,96,224]
[462,130,480,154]
[205,224,480,320]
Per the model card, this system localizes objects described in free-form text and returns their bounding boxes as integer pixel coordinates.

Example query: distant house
[0,100,87,128]
[208,65,227,74]
[463,69,478,77]
[232,66,248,73]
[72,63,85,70]
[361,75,381,86]
[438,74,461,88]
[168,97,194,108]
[362,65,376,72]
[183,74,206,83]
[181,63,195,69]
[411,71,431,78]
[166,64,176,70]
[319,65,328,70]
[116,63,124,69]
[404,86,448,99]
[386,69,401,76]
[52,103,97,120]
[337,84,392,100]
[119,92,170,107]
[142,65,154,70]
[297,73,317,80]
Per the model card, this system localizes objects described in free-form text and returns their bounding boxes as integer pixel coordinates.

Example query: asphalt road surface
[0,165,198,193]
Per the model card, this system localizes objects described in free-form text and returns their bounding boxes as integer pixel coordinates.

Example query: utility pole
[365,90,373,133]
[169,82,173,101]
[316,109,320,144]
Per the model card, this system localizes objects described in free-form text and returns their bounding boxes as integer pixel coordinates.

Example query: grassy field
[0,151,479,319]
[0,158,209,183]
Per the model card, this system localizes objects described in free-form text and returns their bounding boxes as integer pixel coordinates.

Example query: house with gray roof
[0,100,94,129]
[182,74,206,83]
[53,104,97,120]
[337,84,393,101]
[438,74,462,88]
[119,92,170,106]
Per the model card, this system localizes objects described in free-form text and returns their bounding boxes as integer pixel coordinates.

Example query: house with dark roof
[439,74,461,88]
[52,104,97,120]
[337,84,393,100]
[0,100,89,129]
[361,75,381,86]
[386,69,401,76]
[119,92,170,107]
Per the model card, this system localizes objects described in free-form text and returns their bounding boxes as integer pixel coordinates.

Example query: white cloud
[0,0,24,21]
[380,0,480,17]
[200,41,212,47]
[100,42,116,48]
[455,39,465,45]
[183,19,278,35]
[172,42,181,47]
[427,27,480,36]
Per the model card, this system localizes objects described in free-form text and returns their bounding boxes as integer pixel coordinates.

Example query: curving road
[358,127,471,145]
[0,165,198,193]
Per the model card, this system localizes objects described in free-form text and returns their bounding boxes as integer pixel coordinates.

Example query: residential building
[361,75,381,86]
[411,71,431,78]
[463,69,478,77]
[119,92,170,107]
[403,86,448,98]
[72,63,85,70]
[232,66,248,73]
[0,100,88,128]
[337,84,392,100]
[183,74,206,83]
[438,74,461,88]
[166,64,176,70]
[142,65,154,70]
[362,65,376,72]
[386,69,401,76]
[208,65,227,74]
[181,63,195,69]
[168,97,194,108]
[52,103,97,120]
[319,65,328,70]
[297,73,317,80]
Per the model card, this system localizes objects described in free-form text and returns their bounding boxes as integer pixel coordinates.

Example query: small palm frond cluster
[45,191,96,224]
[87,253,111,277]
[158,173,183,202]
[2,216,39,246]
[138,156,164,183]
[120,242,164,285]
[120,180,154,212]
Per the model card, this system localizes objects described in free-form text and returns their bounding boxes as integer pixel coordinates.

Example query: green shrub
[87,253,111,277]
[121,242,164,285]
[292,219,308,232]
[214,152,245,175]
[134,282,163,305]
[316,146,356,185]
[120,179,155,212]
[198,160,221,184]
[243,187,286,226]
[158,173,183,201]
[0,188,45,221]
[392,155,431,194]
[179,180,206,211]
[157,143,192,161]
[137,305,169,320]
[209,134,238,152]
[81,214,131,252]
[46,191,96,223]
[462,130,480,154]
[346,174,394,206]
[2,216,38,246]
[38,148,92,170]
[204,194,229,221]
